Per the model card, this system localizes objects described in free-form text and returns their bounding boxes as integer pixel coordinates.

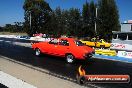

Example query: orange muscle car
[32,37,95,63]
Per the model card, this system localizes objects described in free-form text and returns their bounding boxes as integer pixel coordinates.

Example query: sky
[0,0,132,26]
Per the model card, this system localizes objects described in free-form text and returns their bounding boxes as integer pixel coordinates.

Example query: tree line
[1,0,120,40]
[0,22,24,32]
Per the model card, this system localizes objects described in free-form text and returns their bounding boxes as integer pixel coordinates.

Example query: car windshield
[101,39,106,42]
[75,40,84,46]
[91,38,96,42]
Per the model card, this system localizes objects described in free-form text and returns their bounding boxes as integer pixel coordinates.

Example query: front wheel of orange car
[35,48,41,56]
[66,54,75,64]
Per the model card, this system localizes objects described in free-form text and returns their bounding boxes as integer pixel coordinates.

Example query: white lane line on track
[4,41,11,43]
[0,71,37,88]
[93,56,132,64]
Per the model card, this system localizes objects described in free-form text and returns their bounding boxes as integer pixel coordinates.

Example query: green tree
[68,8,81,37]
[89,1,96,34]
[0,26,3,32]
[48,11,58,36]
[98,0,120,40]
[51,7,81,37]
[82,1,94,37]
[14,22,23,32]
[23,0,51,36]
[4,24,15,32]
[61,9,69,36]
[55,7,63,35]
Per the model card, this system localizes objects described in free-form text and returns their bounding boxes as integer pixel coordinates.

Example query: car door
[40,42,50,54]
[41,39,58,55]
[54,39,70,57]
[90,38,96,47]
[96,39,104,47]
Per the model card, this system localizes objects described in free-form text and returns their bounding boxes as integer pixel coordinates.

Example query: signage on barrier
[117,51,132,58]
[111,43,132,51]
[111,43,125,49]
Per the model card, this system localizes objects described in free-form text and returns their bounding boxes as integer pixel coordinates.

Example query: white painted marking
[0,71,37,88]
[0,40,4,42]
[4,41,11,43]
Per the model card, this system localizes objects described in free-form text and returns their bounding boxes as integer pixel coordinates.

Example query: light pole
[95,7,98,34]
[29,11,32,31]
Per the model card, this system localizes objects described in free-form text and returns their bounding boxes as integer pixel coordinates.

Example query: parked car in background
[33,33,43,37]
[81,38,111,48]
[16,35,30,40]
[32,37,95,63]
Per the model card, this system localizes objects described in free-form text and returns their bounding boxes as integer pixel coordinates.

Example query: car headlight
[92,51,95,54]
[83,52,94,58]
[83,53,87,58]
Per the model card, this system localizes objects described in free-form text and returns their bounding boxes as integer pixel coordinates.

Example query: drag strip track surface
[0,37,132,88]
[0,83,8,88]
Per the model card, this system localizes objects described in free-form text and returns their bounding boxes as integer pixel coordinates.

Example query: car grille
[85,52,95,58]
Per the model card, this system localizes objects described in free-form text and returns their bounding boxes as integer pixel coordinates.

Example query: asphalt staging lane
[0,83,8,88]
[0,37,132,88]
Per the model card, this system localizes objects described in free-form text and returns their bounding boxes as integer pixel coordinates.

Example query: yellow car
[81,38,111,48]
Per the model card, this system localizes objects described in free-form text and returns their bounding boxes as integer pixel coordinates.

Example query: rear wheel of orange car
[35,48,41,56]
[66,54,75,64]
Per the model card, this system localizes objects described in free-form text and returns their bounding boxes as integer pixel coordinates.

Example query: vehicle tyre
[35,48,41,56]
[77,76,86,85]
[100,45,105,49]
[66,54,75,64]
